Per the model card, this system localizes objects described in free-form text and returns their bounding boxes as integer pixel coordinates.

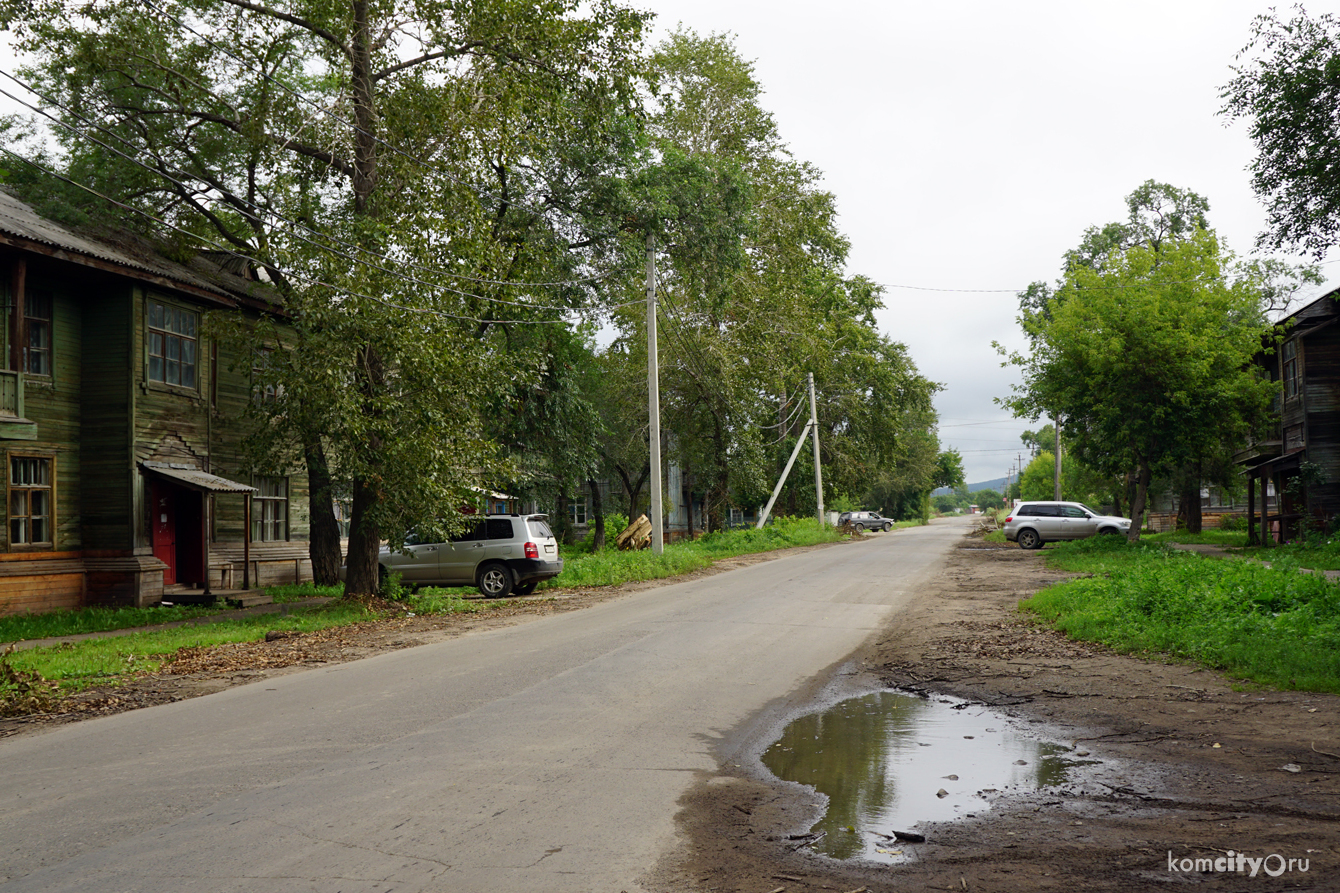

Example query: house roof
[141,461,256,493]
[0,188,281,310]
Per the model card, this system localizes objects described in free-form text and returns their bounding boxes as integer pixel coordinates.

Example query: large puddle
[761,690,1096,862]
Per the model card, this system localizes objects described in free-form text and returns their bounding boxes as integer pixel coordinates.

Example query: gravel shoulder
[657,534,1340,892]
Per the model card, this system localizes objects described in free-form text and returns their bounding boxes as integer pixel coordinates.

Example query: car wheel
[1017,528,1043,550]
[514,581,538,596]
[1097,527,1119,536]
[477,562,514,598]
[854,523,865,532]
[883,522,892,532]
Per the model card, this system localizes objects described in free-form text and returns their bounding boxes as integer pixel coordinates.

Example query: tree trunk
[685,463,694,538]
[709,415,728,532]
[1179,461,1203,534]
[615,462,648,520]
[588,477,605,551]
[1126,461,1152,543]
[343,473,382,595]
[555,487,575,546]
[304,438,342,585]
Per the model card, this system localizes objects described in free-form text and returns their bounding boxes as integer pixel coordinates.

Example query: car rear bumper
[508,557,563,583]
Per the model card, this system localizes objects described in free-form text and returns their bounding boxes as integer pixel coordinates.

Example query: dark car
[340,514,563,597]
[838,511,894,532]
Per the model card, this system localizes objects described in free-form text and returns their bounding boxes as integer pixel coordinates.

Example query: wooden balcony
[1233,439,1281,468]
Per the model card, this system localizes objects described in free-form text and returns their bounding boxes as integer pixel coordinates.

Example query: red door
[151,482,177,585]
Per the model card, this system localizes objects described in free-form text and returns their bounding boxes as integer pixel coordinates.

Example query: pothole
[760,689,1101,863]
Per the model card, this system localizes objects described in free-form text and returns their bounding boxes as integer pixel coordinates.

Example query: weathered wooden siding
[79,281,132,550]
[1304,323,1340,516]
[12,270,83,552]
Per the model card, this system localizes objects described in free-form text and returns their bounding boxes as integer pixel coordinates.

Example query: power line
[0,69,612,313]
[137,0,560,224]
[0,145,642,326]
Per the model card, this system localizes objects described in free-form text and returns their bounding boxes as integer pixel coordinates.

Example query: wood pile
[615,514,653,551]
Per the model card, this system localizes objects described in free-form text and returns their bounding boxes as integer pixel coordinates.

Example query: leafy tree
[1222,8,1340,257]
[5,0,651,591]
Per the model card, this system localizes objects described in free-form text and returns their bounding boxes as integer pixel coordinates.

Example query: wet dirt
[651,536,1340,892]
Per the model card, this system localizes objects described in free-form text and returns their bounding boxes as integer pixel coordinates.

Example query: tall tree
[6,0,651,592]
[1223,8,1340,257]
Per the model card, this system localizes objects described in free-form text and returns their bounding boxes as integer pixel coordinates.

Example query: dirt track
[660,536,1340,892]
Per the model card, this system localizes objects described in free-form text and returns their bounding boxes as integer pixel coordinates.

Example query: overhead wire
[0,69,613,313]
[0,144,644,326]
[136,0,561,225]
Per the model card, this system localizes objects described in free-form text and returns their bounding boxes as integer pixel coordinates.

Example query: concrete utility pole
[1054,416,1062,501]
[808,372,824,525]
[646,233,664,555]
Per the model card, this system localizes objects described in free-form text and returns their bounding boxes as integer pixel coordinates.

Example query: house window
[147,299,198,388]
[251,347,282,403]
[569,501,588,526]
[24,289,51,377]
[251,477,287,542]
[9,455,53,546]
[1282,340,1299,400]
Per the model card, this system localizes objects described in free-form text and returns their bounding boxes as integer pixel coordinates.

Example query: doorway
[150,480,204,586]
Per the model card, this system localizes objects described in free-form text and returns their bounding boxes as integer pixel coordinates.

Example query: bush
[582,513,629,550]
[1218,513,1246,531]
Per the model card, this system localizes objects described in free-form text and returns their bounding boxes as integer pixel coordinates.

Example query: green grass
[540,516,848,589]
[983,529,1007,544]
[1144,529,1250,547]
[1,599,381,692]
[1023,536,1340,693]
[1240,537,1340,571]
[0,603,226,644]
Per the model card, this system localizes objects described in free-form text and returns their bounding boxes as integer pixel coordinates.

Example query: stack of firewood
[615,514,653,550]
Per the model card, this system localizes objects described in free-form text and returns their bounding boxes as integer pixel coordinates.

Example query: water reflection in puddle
[761,690,1091,862]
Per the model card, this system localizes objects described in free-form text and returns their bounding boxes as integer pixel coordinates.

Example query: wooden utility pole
[646,233,664,555]
[1054,416,1062,501]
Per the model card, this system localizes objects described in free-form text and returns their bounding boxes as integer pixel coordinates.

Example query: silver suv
[838,511,894,532]
[1002,501,1130,549]
[349,514,563,597]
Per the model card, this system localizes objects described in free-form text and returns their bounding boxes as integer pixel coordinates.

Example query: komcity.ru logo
[1168,851,1310,877]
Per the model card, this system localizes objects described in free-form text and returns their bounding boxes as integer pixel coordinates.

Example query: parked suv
[1002,501,1130,549]
[838,511,894,532]
[344,514,563,597]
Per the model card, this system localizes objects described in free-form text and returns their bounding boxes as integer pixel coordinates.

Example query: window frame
[250,476,289,543]
[145,296,201,393]
[7,452,55,551]
[1282,339,1300,402]
[23,288,52,379]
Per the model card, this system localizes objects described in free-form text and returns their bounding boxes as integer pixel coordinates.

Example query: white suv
[1002,501,1130,549]
[343,514,563,597]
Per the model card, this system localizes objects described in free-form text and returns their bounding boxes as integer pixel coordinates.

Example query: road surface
[0,517,970,892]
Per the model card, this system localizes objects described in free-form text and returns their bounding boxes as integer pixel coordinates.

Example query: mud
[654,536,1340,892]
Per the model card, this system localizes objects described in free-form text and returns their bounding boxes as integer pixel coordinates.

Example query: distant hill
[933,476,1008,497]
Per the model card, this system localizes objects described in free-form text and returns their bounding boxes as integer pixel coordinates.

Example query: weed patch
[1023,537,1340,692]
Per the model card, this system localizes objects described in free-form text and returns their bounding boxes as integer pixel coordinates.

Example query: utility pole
[1053,416,1062,501]
[646,232,663,555]
[808,372,823,525]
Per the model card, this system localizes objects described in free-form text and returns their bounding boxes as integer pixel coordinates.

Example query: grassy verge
[1021,537,1340,693]
[1144,529,1249,547]
[540,516,848,589]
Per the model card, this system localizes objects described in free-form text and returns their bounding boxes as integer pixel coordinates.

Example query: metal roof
[141,461,256,493]
[0,189,279,308]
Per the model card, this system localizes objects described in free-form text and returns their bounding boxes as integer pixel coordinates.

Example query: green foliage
[1024,538,1340,692]
[0,603,224,643]
[583,513,629,550]
[1222,8,1340,257]
[1218,514,1247,532]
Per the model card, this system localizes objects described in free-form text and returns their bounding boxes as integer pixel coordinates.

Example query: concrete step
[225,593,274,609]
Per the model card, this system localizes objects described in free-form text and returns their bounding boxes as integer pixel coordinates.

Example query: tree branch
[214,0,350,58]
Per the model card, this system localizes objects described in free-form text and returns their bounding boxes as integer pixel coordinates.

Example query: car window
[485,518,514,540]
[527,518,554,539]
[450,521,485,543]
[1077,504,1101,517]
[1022,504,1057,517]
[1017,504,1040,516]
[1062,506,1087,518]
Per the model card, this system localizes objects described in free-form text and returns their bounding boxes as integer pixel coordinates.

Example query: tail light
[525,542,539,559]
[1004,516,1013,523]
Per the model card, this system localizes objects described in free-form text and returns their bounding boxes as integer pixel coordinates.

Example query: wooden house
[0,189,310,616]
[1235,290,1340,542]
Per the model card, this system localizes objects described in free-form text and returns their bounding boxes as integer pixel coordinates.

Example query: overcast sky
[641,0,1338,484]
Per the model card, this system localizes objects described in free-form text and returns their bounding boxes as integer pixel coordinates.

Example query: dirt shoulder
[661,534,1340,892]
[0,539,853,739]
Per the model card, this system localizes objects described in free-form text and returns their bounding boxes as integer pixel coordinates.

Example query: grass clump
[543,516,844,589]
[0,603,225,644]
[1144,529,1249,547]
[1023,536,1340,693]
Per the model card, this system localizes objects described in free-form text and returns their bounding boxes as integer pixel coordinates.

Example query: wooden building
[0,189,310,616]
[1235,290,1340,543]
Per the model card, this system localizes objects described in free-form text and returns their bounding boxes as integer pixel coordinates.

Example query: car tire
[854,523,865,532]
[514,581,538,596]
[477,562,515,598]
[882,522,892,532]
[1017,528,1043,550]
[1097,527,1120,536]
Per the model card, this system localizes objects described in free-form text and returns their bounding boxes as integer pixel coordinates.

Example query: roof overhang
[141,461,256,493]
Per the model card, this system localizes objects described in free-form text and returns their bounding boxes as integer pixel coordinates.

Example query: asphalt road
[0,517,971,892]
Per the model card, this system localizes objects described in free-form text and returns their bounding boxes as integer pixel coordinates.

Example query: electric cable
[0,69,614,312]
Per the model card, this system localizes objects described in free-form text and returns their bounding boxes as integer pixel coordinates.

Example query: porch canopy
[140,461,257,593]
